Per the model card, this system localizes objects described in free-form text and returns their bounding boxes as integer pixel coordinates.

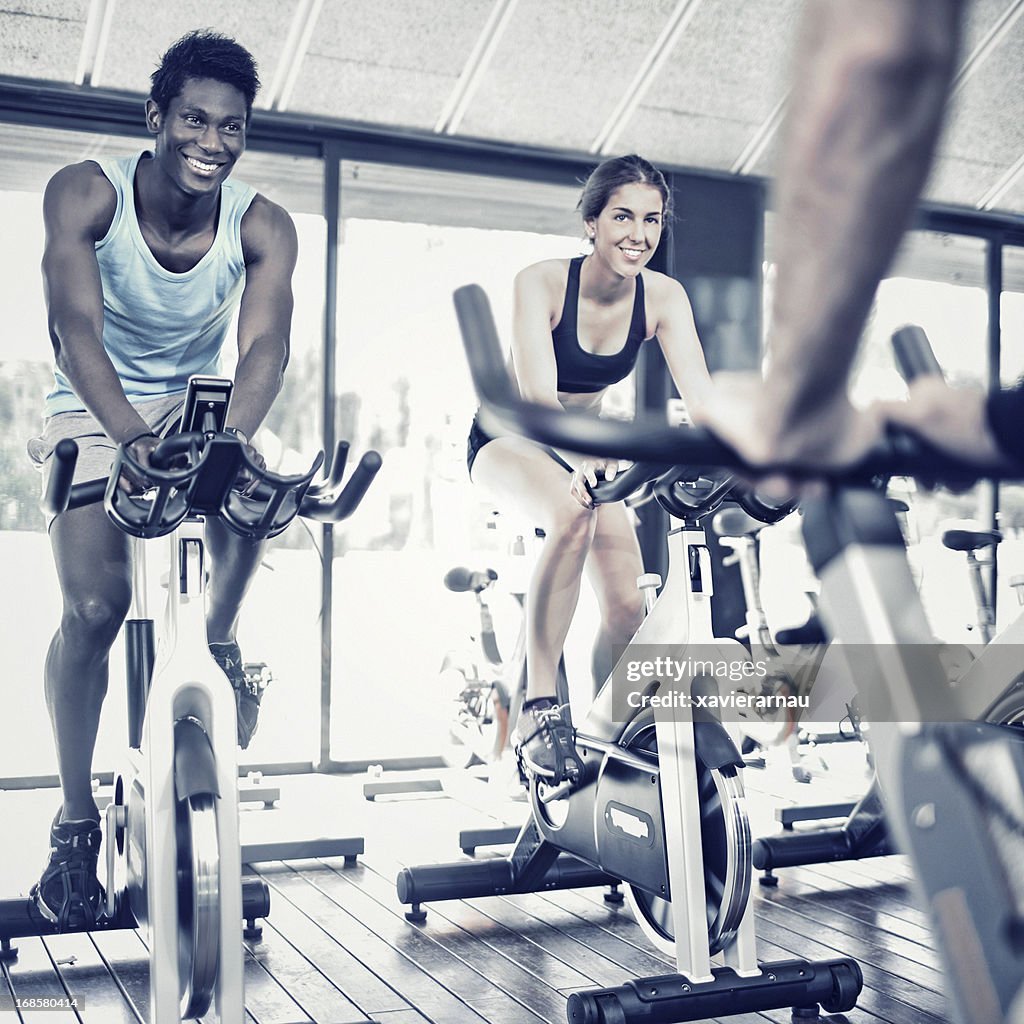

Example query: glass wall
[0,125,326,776]
[219,150,327,766]
[328,161,624,761]
[1002,245,1024,385]
[853,231,992,643]
[0,125,150,778]
[997,245,1024,626]
[1,105,1019,777]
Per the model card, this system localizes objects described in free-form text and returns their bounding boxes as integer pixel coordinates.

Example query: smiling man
[27,30,297,929]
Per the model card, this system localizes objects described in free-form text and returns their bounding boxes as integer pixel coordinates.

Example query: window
[997,244,1024,625]
[853,231,992,642]
[328,161,608,761]
[758,222,994,644]
[0,126,327,775]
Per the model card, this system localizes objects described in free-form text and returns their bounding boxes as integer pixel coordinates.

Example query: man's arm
[230,195,299,440]
[42,163,152,443]
[696,0,964,466]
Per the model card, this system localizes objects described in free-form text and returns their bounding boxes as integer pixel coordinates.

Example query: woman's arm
[652,275,714,416]
[511,260,611,499]
[510,262,563,409]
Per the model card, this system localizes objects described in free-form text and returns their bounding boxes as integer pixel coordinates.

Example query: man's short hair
[150,30,260,119]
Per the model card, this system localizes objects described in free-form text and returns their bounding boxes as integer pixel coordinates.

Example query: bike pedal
[243,662,273,694]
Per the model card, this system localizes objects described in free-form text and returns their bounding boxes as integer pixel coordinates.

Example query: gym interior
[1,2,1024,1022]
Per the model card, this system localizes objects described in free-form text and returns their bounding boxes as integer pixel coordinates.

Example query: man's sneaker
[513,698,582,787]
[31,810,105,931]
[210,641,266,749]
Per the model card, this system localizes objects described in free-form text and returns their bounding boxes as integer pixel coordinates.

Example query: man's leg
[203,517,267,747]
[36,502,131,927]
[47,503,132,819]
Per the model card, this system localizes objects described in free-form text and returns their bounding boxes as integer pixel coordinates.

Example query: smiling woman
[466,153,716,782]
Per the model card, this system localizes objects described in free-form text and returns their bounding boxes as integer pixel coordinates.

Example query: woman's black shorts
[466,411,573,478]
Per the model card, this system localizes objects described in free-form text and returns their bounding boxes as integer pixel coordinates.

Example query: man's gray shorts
[27,393,186,529]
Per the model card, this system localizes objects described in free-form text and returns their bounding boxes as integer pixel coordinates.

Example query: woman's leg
[584,502,646,696]
[472,437,596,702]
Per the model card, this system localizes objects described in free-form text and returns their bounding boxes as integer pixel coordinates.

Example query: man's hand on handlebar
[571,457,620,509]
[232,440,268,498]
[875,378,1010,469]
[121,434,162,494]
[691,372,885,489]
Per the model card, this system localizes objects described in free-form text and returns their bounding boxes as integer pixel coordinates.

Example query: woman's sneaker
[210,641,266,749]
[513,698,582,787]
[31,810,105,931]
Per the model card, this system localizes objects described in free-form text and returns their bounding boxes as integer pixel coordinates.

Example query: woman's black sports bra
[553,256,647,393]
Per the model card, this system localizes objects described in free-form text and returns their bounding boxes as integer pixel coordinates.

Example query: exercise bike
[0,375,380,1023]
[711,504,854,781]
[397,458,862,1022]
[441,522,569,770]
[455,284,1024,1024]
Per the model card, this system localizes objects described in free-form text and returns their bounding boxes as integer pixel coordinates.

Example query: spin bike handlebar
[892,324,945,383]
[42,432,382,540]
[593,462,795,524]
[454,283,1017,485]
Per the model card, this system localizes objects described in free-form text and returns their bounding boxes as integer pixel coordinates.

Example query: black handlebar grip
[892,325,944,383]
[42,438,79,516]
[149,431,203,470]
[307,442,351,500]
[337,450,382,516]
[454,284,509,398]
[337,452,382,516]
[325,441,351,489]
[302,450,382,522]
[589,461,669,504]
[734,489,798,525]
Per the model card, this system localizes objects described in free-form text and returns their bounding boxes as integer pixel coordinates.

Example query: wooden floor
[0,755,952,1024]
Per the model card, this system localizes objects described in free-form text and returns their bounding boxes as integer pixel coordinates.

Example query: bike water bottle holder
[653,468,736,519]
[220,448,325,540]
[734,489,798,525]
[105,435,207,539]
[105,433,327,540]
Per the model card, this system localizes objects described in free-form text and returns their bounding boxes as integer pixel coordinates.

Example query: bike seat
[712,506,766,539]
[942,528,1002,552]
[444,566,498,593]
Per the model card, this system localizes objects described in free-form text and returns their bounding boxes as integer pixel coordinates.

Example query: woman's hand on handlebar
[570,457,620,509]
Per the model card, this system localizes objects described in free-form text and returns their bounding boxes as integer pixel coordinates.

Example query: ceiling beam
[731,91,788,176]
[590,0,703,156]
[731,0,1024,182]
[979,151,1024,211]
[262,0,324,112]
[435,0,519,136]
[74,0,116,88]
[952,0,1024,96]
